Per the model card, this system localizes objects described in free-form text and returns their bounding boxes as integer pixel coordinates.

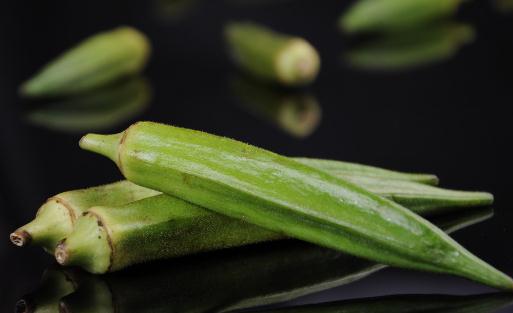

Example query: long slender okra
[8,157,444,252]
[20,26,151,97]
[249,293,513,313]
[225,22,320,86]
[231,76,322,138]
[340,0,463,34]
[77,122,511,291]
[26,77,151,133]
[9,181,160,252]
[15,267,82,313]
[345,23,474,71]
[57,208,490,312]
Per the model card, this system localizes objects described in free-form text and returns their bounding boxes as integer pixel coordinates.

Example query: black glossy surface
[1,0,513,312]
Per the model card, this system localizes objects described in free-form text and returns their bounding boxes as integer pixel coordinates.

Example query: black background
[1,0,513,312]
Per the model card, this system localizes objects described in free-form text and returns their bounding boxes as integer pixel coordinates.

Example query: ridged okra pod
[20,26,151,97]
[250,293,513,313]
[55,187,492,274]
[340,0,463,34]
[225,22,320,86]
[9,181,159,252]
[79,121,512,291]
[57,207,492,312]
[345,23,474,71]
[26,77,151,133]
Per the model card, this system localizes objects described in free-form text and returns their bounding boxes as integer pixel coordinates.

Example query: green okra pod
[248,293,513,313]
[56,206,491,313]
[25,77,151,133]
[78,121,512,291]
[345,23,475,71]
[340,0,463,34]
[20,26,151,97]
[225,22,320,86]
[9,181,160,252]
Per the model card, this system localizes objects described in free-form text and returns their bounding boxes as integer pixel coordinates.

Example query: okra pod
[7,158,445,252]
[20,26,151,97]
[340,0,463,34]
[78,121,512,291]
[345,23,474,71]
[231,76,321,138]
[225,22,320,86]
[25,77,151,133]
[58,207,491,313]
[9,181,159,252]
[250,293,513,313]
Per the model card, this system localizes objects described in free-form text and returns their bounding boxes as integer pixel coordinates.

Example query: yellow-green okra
[225,22,320,86]
[78,121,511,291]
[20,26,151,97]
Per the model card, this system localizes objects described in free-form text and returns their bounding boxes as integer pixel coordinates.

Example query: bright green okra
[340,0,463,34]
[20,26,151,97]
[57,207,491,312]
[25,77,151,133]
[225,22,320,86]
[9,181,160,252]
[9,157,444,252]
[345,23,475,71]
[79,122,512,290]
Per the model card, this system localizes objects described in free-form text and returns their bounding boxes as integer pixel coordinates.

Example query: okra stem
[78,122,509,291]
[225,22,320,86]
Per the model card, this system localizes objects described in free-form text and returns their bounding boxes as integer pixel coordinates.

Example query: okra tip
[79,132,123,165]
[55,241,70,266]
[276,39,320,85]
[15,298,34,313]
[10,230,32,247]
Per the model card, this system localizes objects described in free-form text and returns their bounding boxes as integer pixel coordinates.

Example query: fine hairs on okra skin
[55,189,492,275]
[57,208,490,312]
[225,22,320,86]
[9,180,160,252]
[20,26,151,98]
[11,155,488,253]
[78,121,511,291]
[247,293,513,313]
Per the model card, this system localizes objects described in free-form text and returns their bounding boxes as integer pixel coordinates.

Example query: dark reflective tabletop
[1,0,513,312]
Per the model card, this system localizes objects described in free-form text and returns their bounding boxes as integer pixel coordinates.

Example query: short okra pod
[340,0,463,34]
[9,181,159,252]
[225,22,320,86]
[79,122,512,291]
[20,26,151,97]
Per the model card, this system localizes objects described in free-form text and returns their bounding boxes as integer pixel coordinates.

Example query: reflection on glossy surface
[249,293,513,313]
[231,76,321,138]
[25,77,151,133]
[345,23,475,71]
[154,0,199,20]
[15,267,81,313]
[18,207,492,313]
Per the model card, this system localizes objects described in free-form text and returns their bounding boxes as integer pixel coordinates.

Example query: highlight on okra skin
[78,122,512,290]
[20,26,151,98]
[225,22,320,86]
[340,0,464,34]
[9,181,159,253]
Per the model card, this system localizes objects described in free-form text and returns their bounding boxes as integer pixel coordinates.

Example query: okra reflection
[25,77,151,133]
[231,76,321,138]
[345,23,475,71]
[20,207,493,313]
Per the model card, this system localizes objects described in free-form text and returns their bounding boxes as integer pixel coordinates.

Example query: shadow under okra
[24,77,151,133]
[344,22,475,72]
[22,207,493,313]
[230,75,321,138]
